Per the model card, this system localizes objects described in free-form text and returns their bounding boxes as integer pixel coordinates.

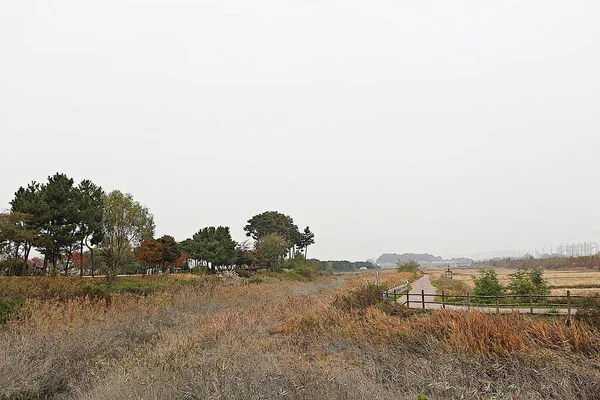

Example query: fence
[380,280,410,302]
[381,289,600,316]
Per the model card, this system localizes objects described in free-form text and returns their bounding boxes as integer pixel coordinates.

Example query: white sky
[1,1,599,260]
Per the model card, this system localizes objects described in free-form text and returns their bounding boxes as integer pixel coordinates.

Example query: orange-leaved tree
[135,239,163,275]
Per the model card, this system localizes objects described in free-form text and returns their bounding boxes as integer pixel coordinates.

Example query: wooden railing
[379,280,410,302]
[382,289,600,316]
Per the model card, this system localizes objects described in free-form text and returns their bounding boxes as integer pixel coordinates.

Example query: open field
[426,267,600,296]
[1,271,600,399]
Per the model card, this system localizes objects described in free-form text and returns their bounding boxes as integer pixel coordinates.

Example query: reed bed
[1,271,599,399]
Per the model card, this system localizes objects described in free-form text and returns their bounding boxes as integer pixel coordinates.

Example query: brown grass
[1,272,599,399]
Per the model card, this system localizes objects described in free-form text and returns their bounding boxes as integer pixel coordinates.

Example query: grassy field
[1,270,600,399]
[427,267,600,296]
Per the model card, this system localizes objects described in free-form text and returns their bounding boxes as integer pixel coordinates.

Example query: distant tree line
[377,253,442,265]
[311,260,376,273]
[475,255,600,270]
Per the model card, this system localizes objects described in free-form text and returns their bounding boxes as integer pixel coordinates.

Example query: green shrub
[242,277,264,285]
[295,265,316,279]
[191,266,209,275]
[508,268,550,298]
[0,297,25,324]
[396,260,420,273]
[278,257,323,281]
[235,268,252,278]
[472,268,504,303]
[282,269,309,282]
[82,283,113,305]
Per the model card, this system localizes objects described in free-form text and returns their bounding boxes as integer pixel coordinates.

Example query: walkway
[408,274,438,309]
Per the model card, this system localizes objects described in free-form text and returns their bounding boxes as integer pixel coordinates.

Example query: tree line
[0,173,315,279]
[476,255,600,270]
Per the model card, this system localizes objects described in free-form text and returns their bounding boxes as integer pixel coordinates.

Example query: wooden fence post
[406,292,410,308]
[442,291,446,310]
[529,293,533,314]
[567,290,571,318]
[496,296,499,315]
[394,289,398,302]
[421,289,425,310]
[467,292,470,310]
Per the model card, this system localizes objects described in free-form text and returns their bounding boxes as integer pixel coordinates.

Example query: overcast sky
[1,1,599,261]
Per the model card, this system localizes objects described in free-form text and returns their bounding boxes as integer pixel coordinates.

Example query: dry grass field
[1,270,600,399]
[426,267,600,296]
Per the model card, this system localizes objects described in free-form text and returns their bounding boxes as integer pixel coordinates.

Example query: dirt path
[408,275,438,309]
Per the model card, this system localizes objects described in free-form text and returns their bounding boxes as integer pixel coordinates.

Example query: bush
[82,283,113,305]
[472,268,504,300]
[235,268,252,278]
[0,297,24,324]
[295,265,317,279]
[280,257,323,281]
[191,266,209,275]
[242,277,264,285]
[508,268,549,298]
[396,260,420,274]
[282,269,310,282]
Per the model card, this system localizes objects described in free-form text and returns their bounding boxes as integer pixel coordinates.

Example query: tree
[157,235,181,272]
[396,260,420,273]
[77,180,105,277]
[9,175,105,276]
[255,233,290,271]
[10,182,46,275]
[244,211,295,241]
[40,173,84,275]
[179,238,195,269]
[72,250,89,271]
[297,226,315,258]
[101,190,154,281]
[528,267,549,294]
[507,267,550,297]
[0,212,38,275]
[244,211,305,258]
[173,252,189,272]
[234,240,257,269]
[189,226,237,272]
[472,268,505,297]
[135,239,163,274]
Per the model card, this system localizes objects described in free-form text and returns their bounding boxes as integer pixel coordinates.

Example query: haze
[1,1,599,261]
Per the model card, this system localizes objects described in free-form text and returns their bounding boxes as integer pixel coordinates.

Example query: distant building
[554,242,600,257]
